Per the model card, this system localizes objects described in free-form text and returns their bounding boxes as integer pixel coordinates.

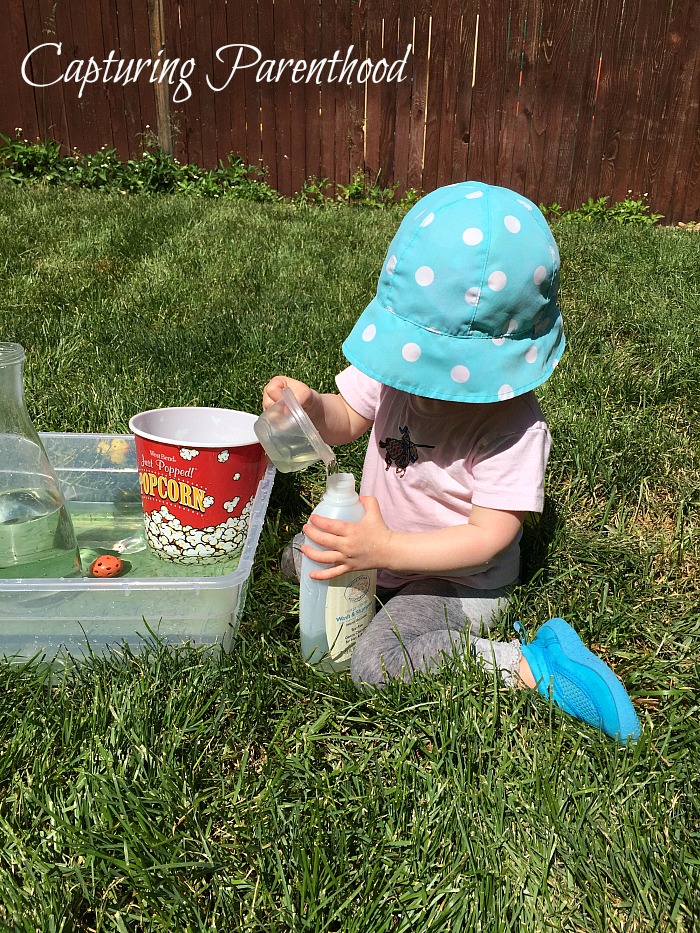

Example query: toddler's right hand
[262,375,315,412]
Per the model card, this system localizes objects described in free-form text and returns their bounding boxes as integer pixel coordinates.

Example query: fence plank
[422,0,446,192]
[508,0,544,195]
[468,0,510,185]
[4,0,43,145]
[171,0,197,164]
[220,0,250,168]
[99,0,131,158]
[190,4,214,166]
[257,0,279,188]
[390,0,414,195]
[608,0,662,203]
[557,0,606,210]
[54,0,88,154]
[647,0,700,221]
[451,4,477,185]
[497,0,533,192]
[317,3,338,188]
[302,0,322,187]
[333,0,361,189]
[407,3,431,191]
[129,0,158,155]
[376,0,399,190]
[0,3,23,141]
[433,0,458,188]
[586,0,643,206]
[207,0,228,165]
[270,0,293,194]
[284,0,309,194]
[85,0,118,151]
[527,0,578,206]
[348,0,366,182]
[362,1,382,182]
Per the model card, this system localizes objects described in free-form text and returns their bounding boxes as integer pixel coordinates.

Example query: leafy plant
[542,194,663,225]
[337,168,405,208]
[292,176,334,206]
[0,133,64,184]
[0,130,279,201]
[0,132,422,208]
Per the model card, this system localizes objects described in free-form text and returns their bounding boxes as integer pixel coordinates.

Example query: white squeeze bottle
[299,472,377,672]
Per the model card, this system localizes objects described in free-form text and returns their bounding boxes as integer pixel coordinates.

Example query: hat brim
[342,296,566,403]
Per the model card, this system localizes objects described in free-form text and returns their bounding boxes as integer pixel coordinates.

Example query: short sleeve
[335,365,382,422]
[470,424,551,513]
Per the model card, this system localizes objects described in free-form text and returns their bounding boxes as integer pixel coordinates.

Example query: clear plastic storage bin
[0,433,275,662]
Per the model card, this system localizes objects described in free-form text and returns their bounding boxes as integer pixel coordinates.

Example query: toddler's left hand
[301,496,391,579]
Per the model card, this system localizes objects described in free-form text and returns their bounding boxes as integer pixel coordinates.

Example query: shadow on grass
[519,494,564,586]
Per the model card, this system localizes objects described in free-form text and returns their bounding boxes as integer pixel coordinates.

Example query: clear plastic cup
[253,388,335,473]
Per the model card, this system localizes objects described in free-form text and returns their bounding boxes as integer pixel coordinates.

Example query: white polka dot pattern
[342,181,564,403]
[415,266,434,286]
[462,227,484,246]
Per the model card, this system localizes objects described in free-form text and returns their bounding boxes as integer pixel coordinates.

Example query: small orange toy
[89,555,124,578]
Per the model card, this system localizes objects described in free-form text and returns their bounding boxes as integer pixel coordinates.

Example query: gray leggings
[351,577,522,689]
[284,536,522,689]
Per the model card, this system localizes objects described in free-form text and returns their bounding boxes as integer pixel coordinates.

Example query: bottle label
[324,570,377,663]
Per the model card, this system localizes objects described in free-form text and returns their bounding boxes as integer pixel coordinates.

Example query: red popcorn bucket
[129,407,267,564]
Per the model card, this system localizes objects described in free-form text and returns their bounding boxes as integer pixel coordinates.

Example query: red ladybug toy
[89,555,124,578]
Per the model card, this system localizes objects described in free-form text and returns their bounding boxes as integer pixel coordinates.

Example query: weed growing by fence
[0,132,667,220]
[542,195,664,226]
[0,132,280,202]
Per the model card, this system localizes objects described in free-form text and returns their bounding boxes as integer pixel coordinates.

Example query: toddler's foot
[520,617,641,744]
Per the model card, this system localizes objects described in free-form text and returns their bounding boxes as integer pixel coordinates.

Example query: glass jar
[0,343,82,578]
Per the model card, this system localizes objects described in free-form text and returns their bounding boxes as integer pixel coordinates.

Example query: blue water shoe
[520,618,641,744]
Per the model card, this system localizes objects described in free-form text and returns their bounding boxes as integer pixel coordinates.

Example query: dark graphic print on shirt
[378,425,435,476]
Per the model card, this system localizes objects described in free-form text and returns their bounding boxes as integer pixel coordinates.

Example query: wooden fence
[1,0,698,222]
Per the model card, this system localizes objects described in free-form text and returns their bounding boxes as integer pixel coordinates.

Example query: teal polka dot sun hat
[342,181,566,403]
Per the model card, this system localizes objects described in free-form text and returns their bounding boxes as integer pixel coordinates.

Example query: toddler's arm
[302,499,524,580]
[263,375,372,446]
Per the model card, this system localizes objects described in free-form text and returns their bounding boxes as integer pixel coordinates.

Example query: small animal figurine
[96,438,131,465]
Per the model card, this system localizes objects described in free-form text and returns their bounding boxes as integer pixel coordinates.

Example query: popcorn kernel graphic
[144,499,254,563]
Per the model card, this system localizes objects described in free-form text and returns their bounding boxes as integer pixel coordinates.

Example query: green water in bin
[71,503,243,580]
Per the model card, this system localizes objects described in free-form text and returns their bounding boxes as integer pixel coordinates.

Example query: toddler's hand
[301,496,391,579]
[262,375,315,412]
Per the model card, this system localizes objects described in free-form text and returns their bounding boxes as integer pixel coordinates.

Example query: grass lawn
[0,185,698,931]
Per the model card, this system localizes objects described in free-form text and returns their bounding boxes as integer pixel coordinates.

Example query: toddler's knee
[350,638,388,689]
[350,630,409,689]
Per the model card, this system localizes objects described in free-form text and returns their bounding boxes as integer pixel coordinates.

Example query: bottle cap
[326,472,355,494]
[324,471,357,503]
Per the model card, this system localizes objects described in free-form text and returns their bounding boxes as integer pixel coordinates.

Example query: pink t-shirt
[335,365,551,590]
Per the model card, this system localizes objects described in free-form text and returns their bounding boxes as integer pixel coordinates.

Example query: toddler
[263,181,640,744]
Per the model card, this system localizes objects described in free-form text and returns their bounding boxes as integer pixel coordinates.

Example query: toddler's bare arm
[382,505,524,576]
[303,500,524,579]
